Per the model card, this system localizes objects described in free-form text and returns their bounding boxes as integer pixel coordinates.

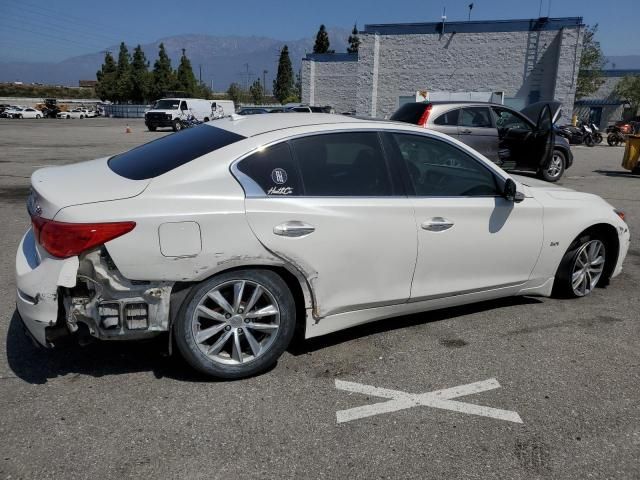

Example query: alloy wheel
[571,240,605,296]
[191,280,280,365]
[546,154,563,178]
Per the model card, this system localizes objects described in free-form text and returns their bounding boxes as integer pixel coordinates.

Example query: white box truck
[145,98,236,131]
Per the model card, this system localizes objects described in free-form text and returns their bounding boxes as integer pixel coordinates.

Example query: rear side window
[390,102,430,125]
[291,132,392,196]
[459,107,493,128]
[108,124,246,180]
[433,109,460,126]
[237,142,302,196]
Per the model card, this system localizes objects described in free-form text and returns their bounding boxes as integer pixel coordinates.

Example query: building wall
[301,54,358,113]
[301,19,583,124]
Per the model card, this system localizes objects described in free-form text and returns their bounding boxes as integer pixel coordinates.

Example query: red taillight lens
[31,217,135,258]
[417,104,433,127]
[615,209,626,222]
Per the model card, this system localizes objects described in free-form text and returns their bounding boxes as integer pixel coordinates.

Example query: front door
[240,132,417,318]
[382,132,543,300]
[457,106,499,162]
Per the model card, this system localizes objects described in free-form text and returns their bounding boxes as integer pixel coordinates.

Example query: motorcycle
[556,122,595,146]
[606,125,626,146]
[591,123,603,144]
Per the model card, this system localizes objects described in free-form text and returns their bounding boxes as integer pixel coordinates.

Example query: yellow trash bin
[622,135,640,172]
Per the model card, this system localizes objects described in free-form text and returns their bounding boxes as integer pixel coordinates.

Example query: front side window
[180,101,188,110]
[492,108,532,131]
[237,142,302,196]
[389,133,499,197]
[459,107,493,128]
[291,132,392,196]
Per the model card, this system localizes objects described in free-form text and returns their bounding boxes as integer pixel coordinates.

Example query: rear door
[241,131,417,318]
[430,107,460,140]
[457,106,500,162]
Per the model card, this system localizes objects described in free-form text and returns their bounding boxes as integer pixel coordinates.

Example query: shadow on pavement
[594,169,640,178]
[288,296,543,355]
[5,310,212,384]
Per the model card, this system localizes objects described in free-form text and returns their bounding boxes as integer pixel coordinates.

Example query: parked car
[57,108,87,119]
[237,107,272,115]
[14,107,44,119]
[1,106,28,118]
[391,101,573,182]
[16,114,629,379]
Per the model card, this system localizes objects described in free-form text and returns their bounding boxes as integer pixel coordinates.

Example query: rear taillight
[417,104,433,127]
[614,209,626,222]
[31,216,135,258]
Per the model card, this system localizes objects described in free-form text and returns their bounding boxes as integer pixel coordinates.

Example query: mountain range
[1,31,638,90]
[0,27,351,91]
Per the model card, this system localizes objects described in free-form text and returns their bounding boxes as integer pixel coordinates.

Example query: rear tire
[539,149,565,182]
[607,134,619,146]
[174,269,296,379]
[593,132,603,144]
[584,135,594,147]
[553,234,607,298]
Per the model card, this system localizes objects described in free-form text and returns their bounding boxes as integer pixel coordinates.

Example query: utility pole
[263,70,268,95]
[199,64,202,84]
[468,3,473,21]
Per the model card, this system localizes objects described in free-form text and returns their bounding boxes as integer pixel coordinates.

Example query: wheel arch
[569,222,619,285]
[168,263,313,344]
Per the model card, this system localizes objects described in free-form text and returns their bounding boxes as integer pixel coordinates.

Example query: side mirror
[503,178,524,203]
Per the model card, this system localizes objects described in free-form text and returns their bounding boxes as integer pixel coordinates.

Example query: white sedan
[56,108,87,119]
[15,113,630,379]
[11,107,44,119]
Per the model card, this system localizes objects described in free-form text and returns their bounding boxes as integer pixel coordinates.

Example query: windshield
[153,99,180,110]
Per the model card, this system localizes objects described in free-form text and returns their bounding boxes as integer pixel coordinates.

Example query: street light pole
[263,70,268,95]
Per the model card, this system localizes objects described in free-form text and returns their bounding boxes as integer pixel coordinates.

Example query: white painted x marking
[335,378,523,424]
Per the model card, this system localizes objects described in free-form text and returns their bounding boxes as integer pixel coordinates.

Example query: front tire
[172,119,182,132]
[174,269,296,379]
[147,125,157,132]
[553,234,607,298]
[593,132,603,144]
[539,149,565,182]
[584,135,594,147]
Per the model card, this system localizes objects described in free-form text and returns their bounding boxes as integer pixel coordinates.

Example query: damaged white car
[16,113,630,379]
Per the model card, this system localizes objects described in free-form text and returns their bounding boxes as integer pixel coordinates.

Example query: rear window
[390,102,429,124]
[108,124,246,180]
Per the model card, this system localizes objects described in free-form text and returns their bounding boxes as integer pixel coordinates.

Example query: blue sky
[1,0,638,62]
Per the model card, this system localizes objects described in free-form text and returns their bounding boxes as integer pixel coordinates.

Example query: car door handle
[459,129,472,134]
[273,221,315,237]
[421,217,454,232]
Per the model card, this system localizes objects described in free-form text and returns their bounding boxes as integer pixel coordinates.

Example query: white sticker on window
[271,168,288,185]
[267,186,293,195]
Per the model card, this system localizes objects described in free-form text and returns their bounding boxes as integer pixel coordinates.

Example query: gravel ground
[0,118,639,479]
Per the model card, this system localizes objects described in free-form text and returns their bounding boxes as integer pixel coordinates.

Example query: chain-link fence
[103,104,150,118]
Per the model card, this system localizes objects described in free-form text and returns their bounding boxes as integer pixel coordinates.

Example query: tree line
[96,42,210,103]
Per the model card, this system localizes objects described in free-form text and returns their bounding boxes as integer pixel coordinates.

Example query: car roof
[207,112,385,137]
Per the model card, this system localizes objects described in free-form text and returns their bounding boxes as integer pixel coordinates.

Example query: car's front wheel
[174,269,296,379]
[539,149,565,182]
[554,234,607,298]
[172,119,182,132]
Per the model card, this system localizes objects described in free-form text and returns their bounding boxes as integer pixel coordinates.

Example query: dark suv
[391,101,573,182]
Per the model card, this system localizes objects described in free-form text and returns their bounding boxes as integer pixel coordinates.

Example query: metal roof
[363,17,583,35]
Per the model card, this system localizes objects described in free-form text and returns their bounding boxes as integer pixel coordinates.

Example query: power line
[0,23,108,51]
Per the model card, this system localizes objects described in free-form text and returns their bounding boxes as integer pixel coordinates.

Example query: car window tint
[237,142,302,196]
[108,124,246,180]
[291,132,392,196]
[492,108,532,131]
[180,101,188,110]
[459,107,492,128]
[389,133,499,197]
[433,109,460,126]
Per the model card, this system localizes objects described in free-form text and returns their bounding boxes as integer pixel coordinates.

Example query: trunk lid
[29,157,150,219]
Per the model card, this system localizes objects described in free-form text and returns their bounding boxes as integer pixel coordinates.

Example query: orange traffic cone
[125,124,131,133]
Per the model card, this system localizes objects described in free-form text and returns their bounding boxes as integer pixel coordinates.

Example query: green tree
[576,25,606,99]
[151,43,175,100]
[130,45,151,103]
[115,42,133,102]
[313,24,330,54]
[273,45,294,103]
[175,48,198,96]
[614,75,640,116]
[227,82,242,105]
[95,51,117,101]
[347,24,360,54]
[249,79,264,104]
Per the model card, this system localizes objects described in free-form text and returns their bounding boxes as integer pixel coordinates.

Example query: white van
[145,98,234,132]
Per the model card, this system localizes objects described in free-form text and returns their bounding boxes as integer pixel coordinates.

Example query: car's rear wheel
[539,149,565,182]
[174,269,296,379]
[147,125,157,131]
[36,114,41,119]
[554,234,607,298]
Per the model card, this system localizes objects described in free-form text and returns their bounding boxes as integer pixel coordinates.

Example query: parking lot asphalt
[1,118,639,479]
